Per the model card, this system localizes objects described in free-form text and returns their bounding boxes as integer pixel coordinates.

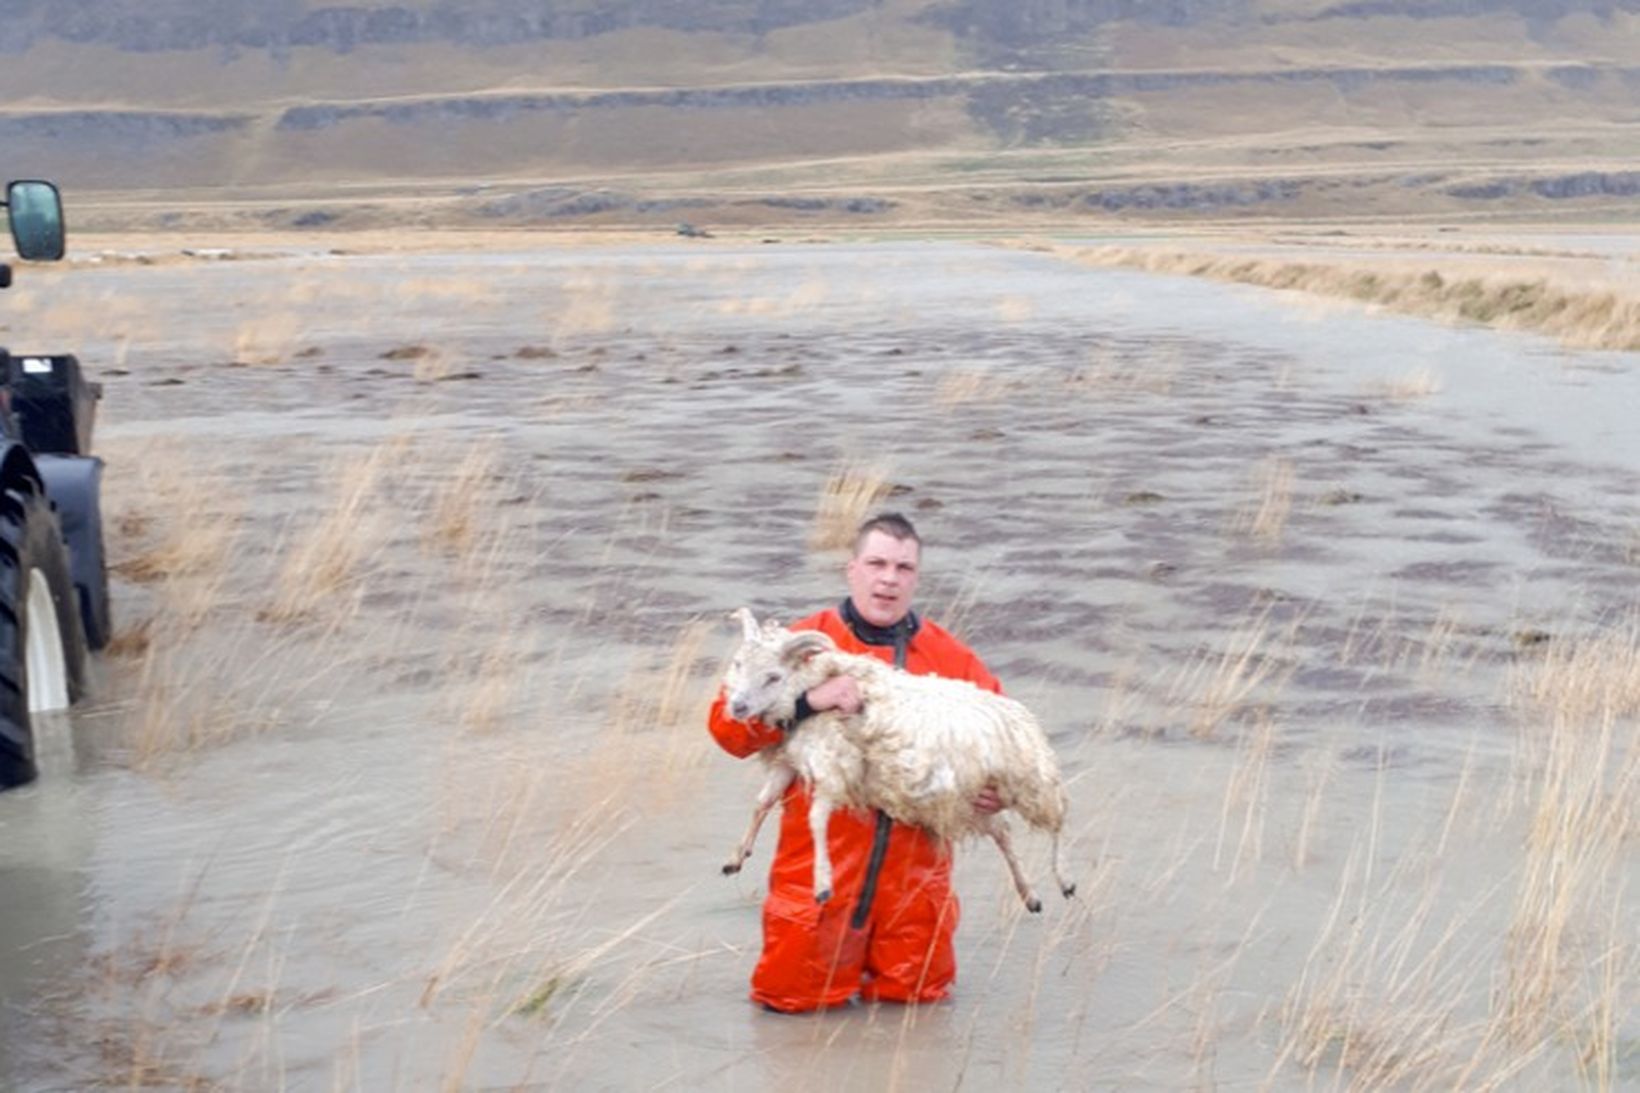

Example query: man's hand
[806,676,863,715]
[973,785,1004,815]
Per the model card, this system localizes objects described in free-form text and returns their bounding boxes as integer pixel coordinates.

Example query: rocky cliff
[0,1,878,54]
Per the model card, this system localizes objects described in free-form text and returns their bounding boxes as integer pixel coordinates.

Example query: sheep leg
[724,763,796,875]
[982,815,1042,913]
[1051,829,1077,899]
[808,795,836,904]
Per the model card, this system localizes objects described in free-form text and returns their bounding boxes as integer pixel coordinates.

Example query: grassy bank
[1044,243,1640,351]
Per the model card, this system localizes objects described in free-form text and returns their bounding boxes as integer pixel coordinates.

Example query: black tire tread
[0,482,90,789]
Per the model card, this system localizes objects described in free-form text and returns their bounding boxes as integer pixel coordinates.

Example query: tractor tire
[0,484,89,789]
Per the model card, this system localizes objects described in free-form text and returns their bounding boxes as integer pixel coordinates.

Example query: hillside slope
[2,0,1636,229]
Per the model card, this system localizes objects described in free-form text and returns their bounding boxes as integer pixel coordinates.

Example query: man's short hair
[854,512,921,554]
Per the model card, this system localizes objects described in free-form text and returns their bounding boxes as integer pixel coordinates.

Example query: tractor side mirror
[4,181,65,262]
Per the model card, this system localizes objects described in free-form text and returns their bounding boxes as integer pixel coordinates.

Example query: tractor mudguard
[34,454,111,650]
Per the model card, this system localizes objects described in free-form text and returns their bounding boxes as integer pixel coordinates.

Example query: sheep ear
[779,631,834,665]
[731,607,760,641]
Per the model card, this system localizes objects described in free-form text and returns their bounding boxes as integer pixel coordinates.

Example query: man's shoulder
[789,607,843,635]
[913,616,979,656]
[914,617,1000,690]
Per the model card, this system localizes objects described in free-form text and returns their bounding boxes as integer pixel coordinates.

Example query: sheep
[719,607,1075,913]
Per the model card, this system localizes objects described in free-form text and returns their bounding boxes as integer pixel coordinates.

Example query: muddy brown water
[0,240,1635,1089]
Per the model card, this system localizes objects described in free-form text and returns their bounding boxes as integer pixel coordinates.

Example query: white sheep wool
[721,608,1075,913]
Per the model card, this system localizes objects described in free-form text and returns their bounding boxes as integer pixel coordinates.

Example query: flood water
[0,239,1635,1090]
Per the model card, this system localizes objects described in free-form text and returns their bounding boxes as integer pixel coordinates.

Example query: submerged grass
[1232,456,1296,545]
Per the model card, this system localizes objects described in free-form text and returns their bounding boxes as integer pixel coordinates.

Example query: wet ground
[0,238,1635,1089]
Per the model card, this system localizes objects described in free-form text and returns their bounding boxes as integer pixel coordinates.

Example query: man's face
[846,530,921,628]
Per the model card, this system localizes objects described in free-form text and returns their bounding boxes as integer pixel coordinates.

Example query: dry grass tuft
[935,367,1010,407]
[550,277,619,342]
[1169,611,1296,740]
[424,440,503,559]
[1364,367,1443,401]
[811,462,892,551]
[127,640,280,765]
[230,313,303,365]
[1066,341,1183,398]
[1391,368,1442,400]
[597,619,717,797]
[1232,457,1296,545]
[260,447,389,625]
[108,444,241,587]
[1510,629,1640,723]
[1501,631,1640,1048]
[1213,714,1276,882]
[104,620,154,658]
[1274,797,1517,1092]
[413,347,457,382]
[440,619,718,879]
[716,276,829,318]
[456,630,527,736]
[995,295,1035,322]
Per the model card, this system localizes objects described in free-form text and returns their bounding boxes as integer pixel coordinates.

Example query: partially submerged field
[0,233,1635,1089]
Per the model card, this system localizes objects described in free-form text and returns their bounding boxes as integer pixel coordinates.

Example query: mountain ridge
[3,0,1636,227]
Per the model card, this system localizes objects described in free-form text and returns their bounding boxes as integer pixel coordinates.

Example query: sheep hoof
[1026,897,1042,914]
[1062,883,1077,899]
[722,863,742,876]
[815,888,832,905]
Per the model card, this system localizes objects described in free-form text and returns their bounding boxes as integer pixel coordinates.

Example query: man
[707,512,1003,1013]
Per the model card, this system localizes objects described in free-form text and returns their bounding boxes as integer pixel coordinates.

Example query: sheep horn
[779,631,835,665]
[731,607,760,641]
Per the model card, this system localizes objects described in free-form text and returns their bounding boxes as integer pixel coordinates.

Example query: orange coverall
[707,607,1001,1012]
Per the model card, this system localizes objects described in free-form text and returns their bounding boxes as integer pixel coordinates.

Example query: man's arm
[706,693,784,759]
[707,612,844,757]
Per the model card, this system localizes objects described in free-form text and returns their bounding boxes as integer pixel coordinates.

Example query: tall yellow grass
[578,619,717,810]
[1503,632,1640,1049]
[811,462,892,551]
[1169,610,1296,740]
[1061,245,1640,351]
[261,447,392,625]
[106,440,242,588]
[423,439,503,558]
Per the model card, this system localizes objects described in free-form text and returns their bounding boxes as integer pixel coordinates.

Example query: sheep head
[724,609,838,724]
